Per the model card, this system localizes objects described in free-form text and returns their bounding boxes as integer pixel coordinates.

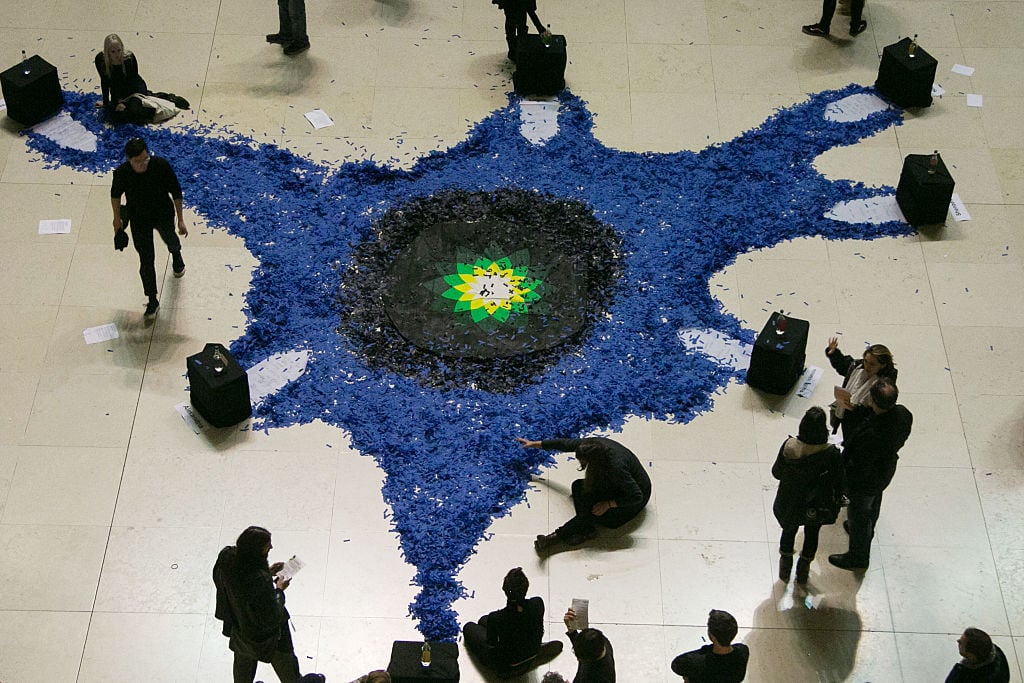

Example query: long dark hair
[577,439,612,491]
[235,526,271,570]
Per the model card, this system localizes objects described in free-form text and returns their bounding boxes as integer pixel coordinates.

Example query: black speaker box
[186,343,252,428]
[896,153,955,226]
[747,312,809,395]
[1,55,63,126]
[875,38,936,108]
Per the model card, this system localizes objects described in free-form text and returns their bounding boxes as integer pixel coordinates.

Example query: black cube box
[875,38,936,108]
[387,641,460,683]
[896,153,955,226]
[1,55,64,126]
[186,343,251,428]
[513,34,566,96]
[746,312,809,395]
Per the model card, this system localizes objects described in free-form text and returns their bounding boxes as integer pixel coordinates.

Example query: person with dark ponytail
[463,567,562,676]
[213,526,318,683]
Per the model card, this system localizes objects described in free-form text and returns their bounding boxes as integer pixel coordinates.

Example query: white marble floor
[1,0,1023,681]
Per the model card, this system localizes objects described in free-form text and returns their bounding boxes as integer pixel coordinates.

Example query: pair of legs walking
[803,0,867,37]
[130,218,183,318]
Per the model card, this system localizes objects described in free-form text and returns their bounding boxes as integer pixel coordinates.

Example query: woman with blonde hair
[94,34,189,123]
[825,338,897,437]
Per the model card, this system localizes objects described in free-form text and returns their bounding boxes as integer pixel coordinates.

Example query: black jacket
[772,439,844,528]
[541,438,652,508]
[842,405,913,495]
[213,546,290,662]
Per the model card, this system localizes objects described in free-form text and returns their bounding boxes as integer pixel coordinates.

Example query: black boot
[534,532,560,552]
[795,556,811,584]
[779,553,794,581]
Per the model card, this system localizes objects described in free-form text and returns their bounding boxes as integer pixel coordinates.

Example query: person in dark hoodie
[772,406,845,584]
[829,378,913,571]
[213,526,304,683]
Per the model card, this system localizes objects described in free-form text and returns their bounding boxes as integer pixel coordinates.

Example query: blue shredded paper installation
[26,84,909,639]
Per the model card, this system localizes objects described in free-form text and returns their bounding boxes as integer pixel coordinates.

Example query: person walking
[946,628,1010,682]
[772,407,844,585]
[801,0,868,38]
[110,137,187,320]
[213,526,311,683]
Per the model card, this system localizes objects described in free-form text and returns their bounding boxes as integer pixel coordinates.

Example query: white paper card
[795,365,823,398]
[949,194,972,222]
[38,218,71,234]
[826,195,905,224]
[304,109,334,129]
[951,64,975,76]
[275,555,306,581]
[176,401,211,435]
[32,111,98,152]
[83,323,119,344]
[677,328,752,371]
[247,349,310,405]
[519,99,559,144]
[931,83,945,97]
[966,94,983,107]
[569,598,589,630]
[823,93,890,122]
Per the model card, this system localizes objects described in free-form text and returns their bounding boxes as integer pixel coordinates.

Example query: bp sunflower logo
[437,255,542,322]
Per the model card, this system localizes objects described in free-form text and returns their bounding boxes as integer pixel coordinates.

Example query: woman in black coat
[772,407,844,584]
[213,526,303,683]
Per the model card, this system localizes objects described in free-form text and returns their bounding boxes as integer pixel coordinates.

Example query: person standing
[463,567,562,676]
[772,407,844,585]
[213,526,302,683]
[517,436,652,552]
[111,137,187,320]
[492,0,547,62]
[824,339,897,437]
[946,628,1010,682]
[670,609,749,682]
[563,609,615,682]
[801,0,867,38]
[829,379,912,570]
[266,0,310,56]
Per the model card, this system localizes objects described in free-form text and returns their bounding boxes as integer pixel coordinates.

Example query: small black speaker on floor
[875,37,936,108]
[186,343,251,428]
[747,312,809,395]
[1,55,64,126]
[896,152,955,226]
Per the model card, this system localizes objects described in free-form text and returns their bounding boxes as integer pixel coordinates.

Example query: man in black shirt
[671,609,749,682]
[110,137,188,320]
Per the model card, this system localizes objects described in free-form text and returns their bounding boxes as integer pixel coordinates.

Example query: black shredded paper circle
[338,188,623,393]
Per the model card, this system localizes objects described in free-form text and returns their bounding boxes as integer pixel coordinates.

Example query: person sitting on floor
[94,33,190,124]
[463,567,562,676]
